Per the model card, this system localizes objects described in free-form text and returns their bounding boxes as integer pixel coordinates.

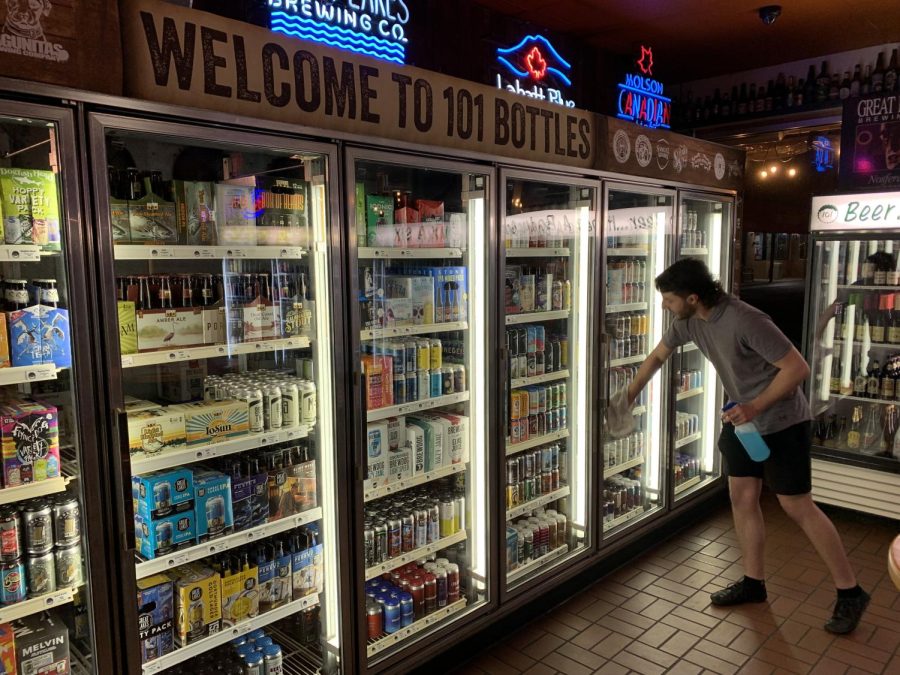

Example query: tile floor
[457,494,900,675]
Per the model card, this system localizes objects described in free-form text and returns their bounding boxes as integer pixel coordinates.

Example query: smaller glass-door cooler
[501,171,596,591]
[602,184,672,536]
[349,150,490,669]
[671,193,733,502]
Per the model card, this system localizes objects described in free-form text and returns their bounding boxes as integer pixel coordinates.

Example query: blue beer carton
[135,468,194,520]
[8,306,42,367]
[136,574,175,664]
[135,510,196,559]
[193,469,233,542]
[230,474,255,532]
[38,306,71,368]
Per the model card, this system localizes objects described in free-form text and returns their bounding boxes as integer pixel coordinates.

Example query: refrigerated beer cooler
[86,115,348,674]
[347,150,492,671]
[0,101,112,672]
[803,191,900,520]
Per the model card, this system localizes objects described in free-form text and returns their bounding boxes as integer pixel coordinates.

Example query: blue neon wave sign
[496,34,573,87]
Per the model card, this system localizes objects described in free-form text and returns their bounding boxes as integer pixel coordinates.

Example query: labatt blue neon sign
[495,35,576,108]
[268,0,410,65]
[617,46,671,129]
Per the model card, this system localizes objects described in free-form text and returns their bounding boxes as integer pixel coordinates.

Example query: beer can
[52,496,81,548]
[280,381,300,428]
[559,337,569,368]
[374,522,388,563]
[0,558,25,604]
[54,541,83,589]
[387,519,401,559]
[26,550,56,597]
[366,601,383,640]
[406,371,418,402]
[430,370,443,398]
[414,509,428,548]
[408,577,425,619]
[23,501,53,555]
[454,495,466,531]
[399,591,414,627]
[453,365,466,393]
[388,342,405,376]
[263,385,283,430]
[445,563,460,602]
[393,374,407,405]
[263,645,284,674]
[439,367,452,396]
[0,507,22,562]
[418,369,430,400]
[404,340,418,373]
[417,339,431,370]
[423,572,437,613]
[401,514,415,553]
[299,381,317,424]
[246,388,265,433]
[427,505,440,543]
[430,339,442,370]
[363,526,375,568]
[439,499,455,537]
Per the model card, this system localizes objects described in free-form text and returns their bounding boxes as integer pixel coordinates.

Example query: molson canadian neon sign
[268,0,410,65]
[617,46,671,129]
[495,35,576,108]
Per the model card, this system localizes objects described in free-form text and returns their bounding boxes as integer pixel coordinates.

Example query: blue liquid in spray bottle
[722,401,771,462]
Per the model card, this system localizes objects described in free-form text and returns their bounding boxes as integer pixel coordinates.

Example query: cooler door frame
[599,179,678,542]
[343,145,497,675]
[84,111,351,675]
[498,166,601,601]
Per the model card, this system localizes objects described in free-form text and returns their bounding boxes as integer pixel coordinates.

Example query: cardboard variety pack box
[366,421,388,486]
[0,400,60,487]
[127,409,187,457]
[173,399,249,447]
[170,564,222,645]
[0,168,61,250]
[136,574,175,664]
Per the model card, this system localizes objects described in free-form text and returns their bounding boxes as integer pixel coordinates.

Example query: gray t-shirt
[663,296,811,434]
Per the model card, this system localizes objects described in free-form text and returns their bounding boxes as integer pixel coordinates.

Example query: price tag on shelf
[122,357,133,367]
[227,249,248,258]
[280,248,302,258]
[149,248,175,258]
[8,247,40,261]
[194,249,216,258]
[166,553,190,569]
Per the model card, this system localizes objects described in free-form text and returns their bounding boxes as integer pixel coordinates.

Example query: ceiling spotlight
[758,5,782,25]
[788,168,797,177]
[760,170,768,178]
[769,165,778,173]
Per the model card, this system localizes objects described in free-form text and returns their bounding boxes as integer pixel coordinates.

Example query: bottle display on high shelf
[98,127,340,674]
[354,155,488,661]
[0,113,92,673]
[812,237,900,463]
[502,176,595,585]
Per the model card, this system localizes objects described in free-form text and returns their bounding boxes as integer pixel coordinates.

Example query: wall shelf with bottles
[364,529,468,581]
[0,245,59,261]
[0,363,63,386]
[363,461,468,502]
[361,321,468,341]
[141,594,321,674]
[357,247,464,260]
[130,424,311,474]
[506,429,569,456]
[114,245,305,260]
[506,485,570,521]
[121,337,311,368]
[0,585,81,624]
[506,310,570,325]
[504,247,571,258]
[603,505,645,533]
[604,455,644,480]
[135,507,323,579]
[675,475,703,495]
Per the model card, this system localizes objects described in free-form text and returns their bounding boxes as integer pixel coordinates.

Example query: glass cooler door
[0,100,106,673]
[348,150,491,667]
[88,115,345,674]
[807,234,900,469]
[501,171,596,591]
[602,184,673,536]
[672,193,733,501]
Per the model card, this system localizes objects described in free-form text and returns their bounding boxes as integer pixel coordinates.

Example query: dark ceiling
[473,0,900,82]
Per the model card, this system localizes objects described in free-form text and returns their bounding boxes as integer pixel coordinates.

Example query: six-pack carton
[127,409,186,457]
[192,469,234,542]
[173,180,217,245]
[12,614,69,674]
[134,467,194,519]
[0,400,60,487]
[136,574,175,664]
[169,564,222,646]
[135,510,196,559]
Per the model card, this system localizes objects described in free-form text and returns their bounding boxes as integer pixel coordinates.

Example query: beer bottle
[764,80,774,111]
[755,83,766,113]
[891,295,900,344]
[850,65,862,97]
[862,65,872,95]
[737,83,749,115]
[872,298,886,342]
[839,72,851,99]
[816,61,830,103]
[872,52,886,93]
[863,405,880,448]
[796,78,806,107]
[830,356,842,394]
[883,360,896,400]
[868,359,882,398]
[774,73,786,110]
[854,355,868,397]
[883,405,899,455]
[126,167,143,201]
[886,49,899,92]
[158,275,173,309]
[806,65,818,103]
[847,406,862,449]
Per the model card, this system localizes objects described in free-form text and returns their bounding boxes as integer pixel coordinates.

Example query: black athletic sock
[836,584,863,599]
[742,575,765,590]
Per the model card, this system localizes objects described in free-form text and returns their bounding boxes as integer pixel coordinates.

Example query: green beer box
[173,180,217,245]
[0,168,61,250]
[129,183,178,244]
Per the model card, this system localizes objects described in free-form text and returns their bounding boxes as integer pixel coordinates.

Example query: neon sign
[268,0,410,65]
[616,46,671,129]
[495,35,575,108]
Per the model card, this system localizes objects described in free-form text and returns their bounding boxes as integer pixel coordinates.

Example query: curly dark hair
[655,258,725,307]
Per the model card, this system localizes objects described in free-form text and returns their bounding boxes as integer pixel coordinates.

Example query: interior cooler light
[645,208,669,495]
[572,205,591,527]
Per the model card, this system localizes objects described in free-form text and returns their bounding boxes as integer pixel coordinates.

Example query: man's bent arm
[627,340,673,405]
[750,346,810,414]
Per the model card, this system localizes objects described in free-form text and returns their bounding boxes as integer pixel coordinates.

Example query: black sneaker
[825,589,870,634]
[709,579,767,606]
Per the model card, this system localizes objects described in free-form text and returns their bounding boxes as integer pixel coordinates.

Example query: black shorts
[717,421,812,495]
